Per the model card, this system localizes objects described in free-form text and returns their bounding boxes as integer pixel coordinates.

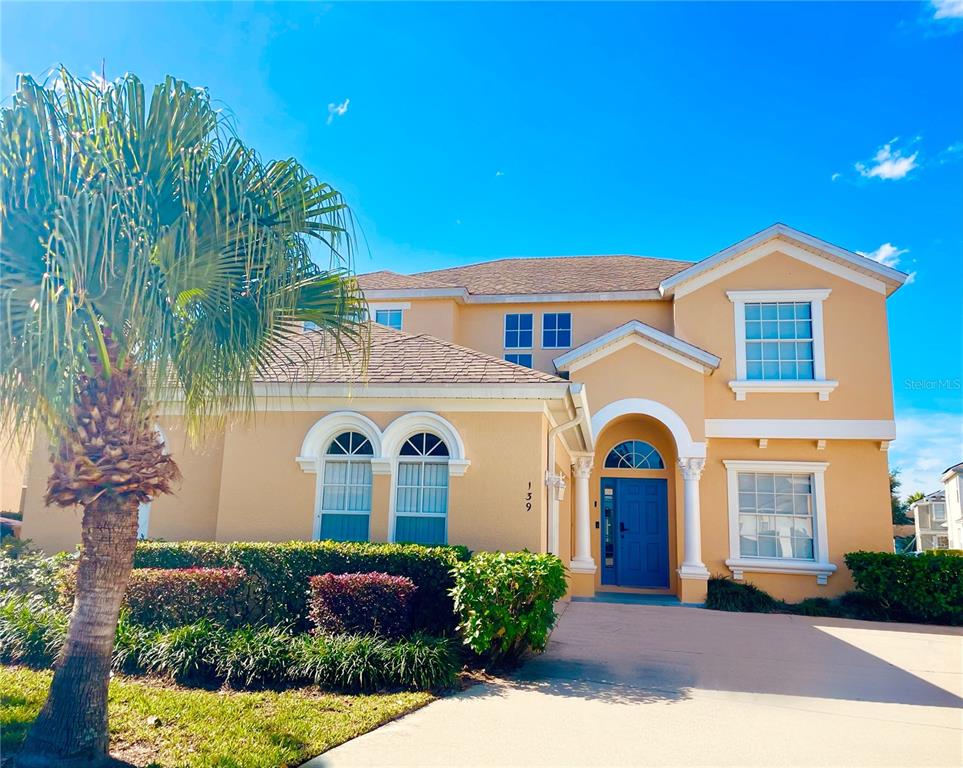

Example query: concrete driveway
[308,601,963,767]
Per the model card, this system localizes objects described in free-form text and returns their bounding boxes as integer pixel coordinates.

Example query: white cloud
[494,170,505,177]
[889,409,963,498]
[855,140,919,180]
[937,141,963,164]
[326,98,349,125]
[857,242,916,283]
[857,242,908,269]
[830,172,842,182]
[931,0,963,19]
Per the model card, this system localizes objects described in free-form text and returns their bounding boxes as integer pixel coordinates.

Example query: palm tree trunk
[18,493,139,767]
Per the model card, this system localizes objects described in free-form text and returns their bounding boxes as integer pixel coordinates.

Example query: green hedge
[844,551,963,625]
[134,541,470,634]
[450,551,567,666]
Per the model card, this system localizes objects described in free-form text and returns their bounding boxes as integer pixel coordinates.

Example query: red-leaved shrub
[60,566,254,628]
[308,572,416,637]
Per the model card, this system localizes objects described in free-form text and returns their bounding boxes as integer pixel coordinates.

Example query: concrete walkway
[307,602,963,767]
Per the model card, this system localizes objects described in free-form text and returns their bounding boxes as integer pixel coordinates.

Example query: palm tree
[0,68,366,766]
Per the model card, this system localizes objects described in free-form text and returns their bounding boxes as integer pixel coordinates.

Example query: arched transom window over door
[394,432,449,546]
[604,440,665,469]
[319,431,373,542]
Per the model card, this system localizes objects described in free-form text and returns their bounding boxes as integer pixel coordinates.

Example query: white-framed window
[318,431,373,542]
[727,289,837,401]
[137,502,150,539]
[542,312,572,349]
[933,503,946,522]
[394,432,449,546]
[374,308,403,330]
[504,313,534,349]
[603,440,665,469]
[723,460,836,584]
[505,353,533,367]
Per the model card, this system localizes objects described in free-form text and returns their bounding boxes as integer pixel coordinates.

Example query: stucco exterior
[17,224,908,604]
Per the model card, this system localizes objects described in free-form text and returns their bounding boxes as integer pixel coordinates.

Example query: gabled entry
[600,478,669,588]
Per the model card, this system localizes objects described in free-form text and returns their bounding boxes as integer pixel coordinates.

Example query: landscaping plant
[0,68,366,765]
[60,566,255,628]
[134,539,468,632]
[308,572,416,637]
[844,551,963,624]
[450,551,567,665]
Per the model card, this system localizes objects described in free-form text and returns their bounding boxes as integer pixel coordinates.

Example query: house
[911,490,949,552]
[941,462,963,550]
[19,223,908,603]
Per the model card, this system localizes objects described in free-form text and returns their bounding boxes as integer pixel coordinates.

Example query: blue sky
[2,1,961,495]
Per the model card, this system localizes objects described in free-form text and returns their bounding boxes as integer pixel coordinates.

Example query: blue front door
[602,478,669,588]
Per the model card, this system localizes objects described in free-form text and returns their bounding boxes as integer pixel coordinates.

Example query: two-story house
[20,224,908,603]
[911,491,949,552]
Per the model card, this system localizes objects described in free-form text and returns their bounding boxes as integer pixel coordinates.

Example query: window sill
[729,379,839,401]
[726,558,837,585]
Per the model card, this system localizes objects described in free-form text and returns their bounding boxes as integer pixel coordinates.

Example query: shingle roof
[257,323,566,385]
[357,255,693,296]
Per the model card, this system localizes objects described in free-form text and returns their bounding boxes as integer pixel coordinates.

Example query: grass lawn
[1,666,433,768]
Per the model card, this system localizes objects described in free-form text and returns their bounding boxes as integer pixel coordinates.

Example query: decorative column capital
[678,457,706,481]
[572,455,594,479]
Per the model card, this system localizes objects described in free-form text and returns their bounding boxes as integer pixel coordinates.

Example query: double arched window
[604,440,665,469]
[394,432,449,546]
[319,431,373,541]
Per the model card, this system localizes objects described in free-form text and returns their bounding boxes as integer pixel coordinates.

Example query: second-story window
[744,302,813,380]
[374,309,403,331]
[504,313,533,349]
[505,353,533,368]
[542,312,572,349]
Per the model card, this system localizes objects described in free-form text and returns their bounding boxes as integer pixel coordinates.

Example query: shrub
[844,551,963,624]
[133,540,469,633]
[0,538,74,602]
[215,625,296,689]
[142,620,225,683]
[308,572,415,637]
[450,551,567,665]
[60,566,254,628]
[291,632,458,692]
[112,613,153,675]
[0,595,67,667]
[789,597,844,618]
[705,577,780,613]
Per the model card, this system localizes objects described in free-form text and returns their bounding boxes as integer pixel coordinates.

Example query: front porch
[559,398,711,604]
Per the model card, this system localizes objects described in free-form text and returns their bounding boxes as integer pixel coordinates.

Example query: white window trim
[540,312,572,350]
[727,289,837,401]
[373,307,405,331]
[723,459,837,585]
[503,312,534,351]
[315,443,374,541]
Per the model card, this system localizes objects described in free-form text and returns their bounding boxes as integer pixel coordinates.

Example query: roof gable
[659,223,910,298]
[553,320,721,375]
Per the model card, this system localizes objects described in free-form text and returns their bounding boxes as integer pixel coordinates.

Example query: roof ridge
[413,253,693,277]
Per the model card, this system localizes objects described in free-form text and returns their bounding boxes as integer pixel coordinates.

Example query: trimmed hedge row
[133,540,470,633]
[61,567,252,629]
[845,551,963,624]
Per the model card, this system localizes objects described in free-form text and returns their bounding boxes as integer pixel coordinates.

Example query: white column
[570,455,596,573]
[678,457,710,579]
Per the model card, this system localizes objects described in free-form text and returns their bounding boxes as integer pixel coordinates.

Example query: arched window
[604,440,665,469]
[319,431,374,541]
[394,432,449,545]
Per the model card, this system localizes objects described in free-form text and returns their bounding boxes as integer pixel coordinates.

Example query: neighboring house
[942,462,963,550]
[21,223,908,603]
[911,490,949,552]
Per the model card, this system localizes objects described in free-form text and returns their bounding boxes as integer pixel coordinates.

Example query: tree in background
[1,69,366,766]
[890,470,912,525]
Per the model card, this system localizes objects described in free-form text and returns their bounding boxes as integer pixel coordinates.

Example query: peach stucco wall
[0,441,29,514]
[412,299,674,373]
[22,408,548,558]
[674,249,895,420]
[699,438,893,601]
